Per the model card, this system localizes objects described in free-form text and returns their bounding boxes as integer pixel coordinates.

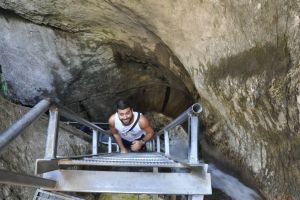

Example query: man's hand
[131,140,143,151]
[120,148,128,154]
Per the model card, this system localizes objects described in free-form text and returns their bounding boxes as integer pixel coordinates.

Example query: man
[108,99,154,153]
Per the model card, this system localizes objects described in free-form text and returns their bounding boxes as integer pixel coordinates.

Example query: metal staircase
[0,99,212,200]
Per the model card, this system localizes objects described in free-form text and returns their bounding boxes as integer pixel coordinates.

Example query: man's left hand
[131,140,143,151]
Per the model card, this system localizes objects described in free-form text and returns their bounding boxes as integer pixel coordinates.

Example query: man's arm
[108,114,128,153]
[131,115,154,151]
[139,115,154,142]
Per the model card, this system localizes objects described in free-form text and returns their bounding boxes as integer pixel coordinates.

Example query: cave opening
[58,43,199,127]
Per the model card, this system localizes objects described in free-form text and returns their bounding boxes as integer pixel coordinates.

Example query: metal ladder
[0,99,211,200]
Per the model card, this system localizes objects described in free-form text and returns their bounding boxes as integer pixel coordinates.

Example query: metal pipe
[156,136,160,153]
[108,136,112,153]
[92,130,98,155]
[63,121,108,125]
[98,133,119,152]
[164,130,170,156]
[59,107,110,136]
[189,116,199,164]
[156,103,202,136]
[45,106,59,159]
[0,99,50,152]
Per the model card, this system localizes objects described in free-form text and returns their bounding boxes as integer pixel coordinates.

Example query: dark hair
[116,99,132,110]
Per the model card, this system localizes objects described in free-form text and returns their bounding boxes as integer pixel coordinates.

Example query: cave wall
[0,1,299,199]
[0,8,196,120]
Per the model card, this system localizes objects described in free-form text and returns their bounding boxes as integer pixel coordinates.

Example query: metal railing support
[45,106,59,159]
[0,99,50,152]
[156,136,160,153]
[156,103,202,136]
[92,130,98,155]
[156,103,203,162]
[188,116,199,164]
[59,108,110,136]
[108,136,112,153]
[164,130,170,156]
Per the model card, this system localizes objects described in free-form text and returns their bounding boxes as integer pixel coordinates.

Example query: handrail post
[45,106,59,159]
[108,136,112,153]
[92,130,98,155]
[188,115,199,164]
[156,135,160,153]
[164,130,170,156]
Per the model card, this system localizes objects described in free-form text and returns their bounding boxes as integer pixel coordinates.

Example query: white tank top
[115,111,145,142]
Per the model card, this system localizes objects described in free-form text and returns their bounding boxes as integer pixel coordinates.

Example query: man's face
[117,107,133,126]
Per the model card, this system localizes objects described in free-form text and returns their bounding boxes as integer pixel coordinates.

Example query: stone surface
[0,0,299,199]
[0,7,196,121]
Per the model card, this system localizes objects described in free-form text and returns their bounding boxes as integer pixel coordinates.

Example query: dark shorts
[121,135,146,152]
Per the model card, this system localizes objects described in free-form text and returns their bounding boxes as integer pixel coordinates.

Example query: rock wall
[0,7,196,120]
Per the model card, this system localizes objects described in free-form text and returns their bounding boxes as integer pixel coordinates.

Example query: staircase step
[61,152,186,168]
[36,153,206,174]
[33,189,83,200]
[42,170,211,195]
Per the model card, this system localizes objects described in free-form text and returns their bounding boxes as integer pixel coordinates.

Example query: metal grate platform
[59,152,188,168]
[36,152,205,174]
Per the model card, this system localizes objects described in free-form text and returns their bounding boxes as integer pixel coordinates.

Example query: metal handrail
[156,103,202,136]
[0,98,119,189]
[0,98,113,188]
[155,103,203,164]
[0,98,51,152]
[63,121,108,125]
[58,106,110,136]
[0,98,55,188]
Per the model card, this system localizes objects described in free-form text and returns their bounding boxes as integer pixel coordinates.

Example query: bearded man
[108,99,154,153]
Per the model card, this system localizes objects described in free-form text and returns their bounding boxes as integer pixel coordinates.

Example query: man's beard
[121,115,133,126]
